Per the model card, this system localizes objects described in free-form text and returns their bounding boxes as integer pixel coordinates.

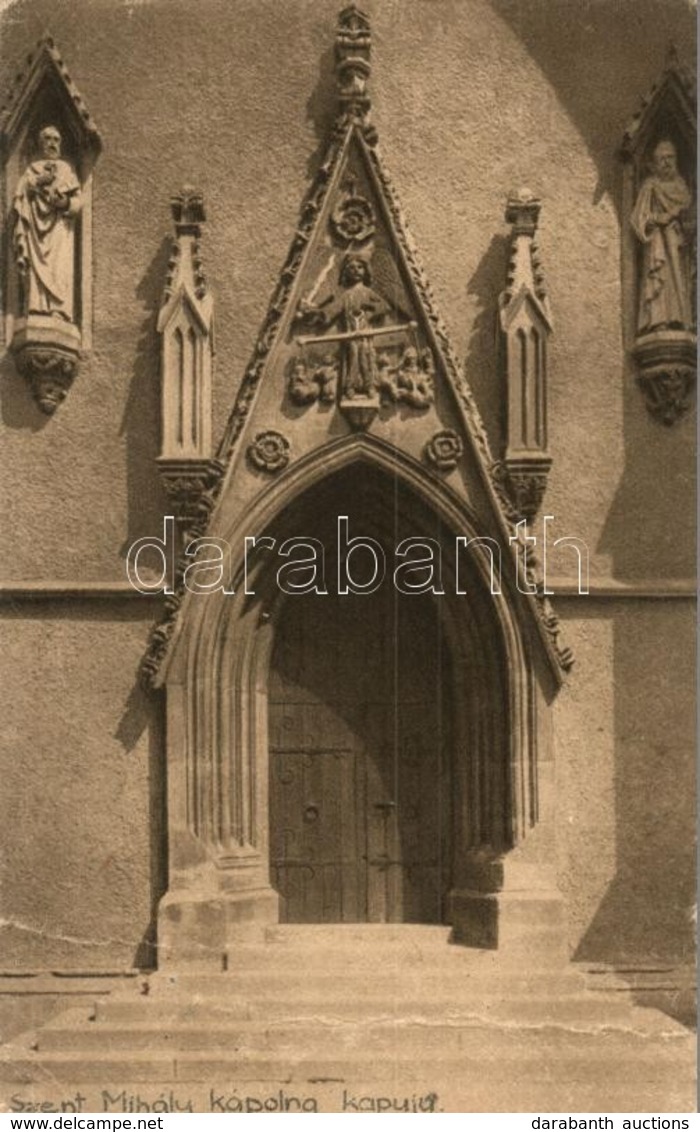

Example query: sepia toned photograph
[0,0,695,1115]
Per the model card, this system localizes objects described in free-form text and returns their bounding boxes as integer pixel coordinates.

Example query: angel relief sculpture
[291,250,435,423]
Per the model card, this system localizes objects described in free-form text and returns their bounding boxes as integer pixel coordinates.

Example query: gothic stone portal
[269,587,452,924]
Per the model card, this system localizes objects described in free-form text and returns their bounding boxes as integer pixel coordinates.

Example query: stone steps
[243,920,569,963]
[255,920,565,947]
[0,928,694,1111]
[33,1017,691,1057]
[222,947,575,977]
[153,971,587,1000]
[95,996,640,1029]
[1,1041,694,1086]
[89,994,679,1033]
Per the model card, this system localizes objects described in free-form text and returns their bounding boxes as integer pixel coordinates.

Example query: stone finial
[334,4,374,140]
[505,188,541,238]
[162,188,209,307]
[501,188,550,317]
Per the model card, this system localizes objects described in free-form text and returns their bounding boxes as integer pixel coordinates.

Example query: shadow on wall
[462,233,509,454]
[597,339,695,581]
[488,0,696,217]
[584,33,695,991]
[119,235,171,561]
[567,603,695,1020]
[305,42,336,178]
[493,0,696,993]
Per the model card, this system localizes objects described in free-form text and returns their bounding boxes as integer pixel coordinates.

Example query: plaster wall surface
[555,599,695,963]
[0,605,163,968]
[0,0,695,969]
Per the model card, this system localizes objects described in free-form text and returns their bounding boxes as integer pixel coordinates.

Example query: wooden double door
[269,587,452,923]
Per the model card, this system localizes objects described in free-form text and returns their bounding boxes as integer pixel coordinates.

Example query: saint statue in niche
[296,252,394,399]
[630,138,695,334]
[13,125,82,323]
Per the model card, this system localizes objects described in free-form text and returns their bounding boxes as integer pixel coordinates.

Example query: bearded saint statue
[630,139,695,334]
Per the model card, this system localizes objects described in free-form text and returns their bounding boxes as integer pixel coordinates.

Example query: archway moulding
[156,439,561,964]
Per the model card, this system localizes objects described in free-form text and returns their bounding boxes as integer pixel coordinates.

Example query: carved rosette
[331,191,375,244]
[13,342,79,415]
[424,429,463,472]
[247,430,291,473]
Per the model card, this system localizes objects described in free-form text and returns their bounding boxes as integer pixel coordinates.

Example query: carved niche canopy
[621,46,696,426]
[1,35,102,413]
[498,189,553,522]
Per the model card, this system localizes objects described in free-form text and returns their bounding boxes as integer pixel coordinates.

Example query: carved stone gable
[211,44,498,501]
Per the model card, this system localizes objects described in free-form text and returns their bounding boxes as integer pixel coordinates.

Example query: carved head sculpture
[37,125,62,160]
[340,253,372,287]
[651,139,679,181]
[401,346,419,370]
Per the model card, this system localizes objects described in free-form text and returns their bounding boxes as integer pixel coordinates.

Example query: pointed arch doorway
[257,457,510,928]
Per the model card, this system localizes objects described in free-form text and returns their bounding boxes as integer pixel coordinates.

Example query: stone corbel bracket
[622,46,697,426]
[498,188,553,522]
[12,330,80,415]
[157,457,225,547]
[156,187,217,542]
[633,333,695,427]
